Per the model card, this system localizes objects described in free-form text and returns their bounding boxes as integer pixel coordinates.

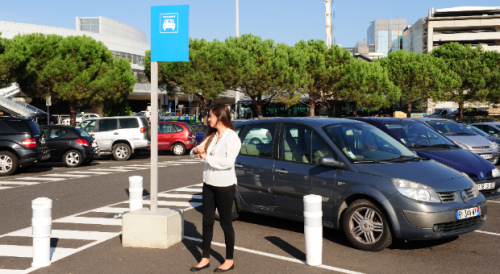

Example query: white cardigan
[190,128,242,187]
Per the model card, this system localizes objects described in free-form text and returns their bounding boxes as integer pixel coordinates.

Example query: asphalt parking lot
[1,153,500,274]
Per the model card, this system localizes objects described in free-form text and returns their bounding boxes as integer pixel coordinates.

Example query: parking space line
[169,187,202,193]
[9,229,117,241]
[158,193,202,199]
[0,186,14,190]
[14,177,65,181]
[65,171,110,175]
[0,181,41,185]
[54,216,122,226]
[42,174,89,178]
[476,230,500,236]
[92,207,130,214]
[487,200,500,204]
[133,200,202,208]
[0,245,33,258]
[183,236,364,274]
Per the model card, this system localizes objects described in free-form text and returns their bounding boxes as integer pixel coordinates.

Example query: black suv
[0,116,50,176]
[27,113,59,125]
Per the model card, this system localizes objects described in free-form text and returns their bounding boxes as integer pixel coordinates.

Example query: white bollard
[129,176,143,212]
[304,194,323,266]
[31,197,52,267]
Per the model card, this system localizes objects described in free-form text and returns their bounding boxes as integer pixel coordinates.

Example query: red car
[154,121,197,155]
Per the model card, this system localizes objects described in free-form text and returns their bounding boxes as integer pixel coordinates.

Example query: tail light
[188,133,196,141]
[21,138,37,148]
[140,127,147,133]
[76,139,90,147]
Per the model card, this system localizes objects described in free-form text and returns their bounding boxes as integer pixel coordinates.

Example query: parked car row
[227,117,500,252]
[428,108,489,118]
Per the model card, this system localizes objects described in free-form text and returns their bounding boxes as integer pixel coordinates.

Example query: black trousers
[202,183,235,259]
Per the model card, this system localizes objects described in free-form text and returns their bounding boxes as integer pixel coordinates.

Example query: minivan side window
[80,120,96,133]
[119,118,139,129]
[280,124,311,164]
[240,124,276,158]
[98,119,118,132]
[311,132,335,165]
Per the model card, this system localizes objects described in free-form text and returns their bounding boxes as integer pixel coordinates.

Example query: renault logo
[461,191,469,203]
[480,172,484,179]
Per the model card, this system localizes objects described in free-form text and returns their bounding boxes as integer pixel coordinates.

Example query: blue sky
[1,0,498,47]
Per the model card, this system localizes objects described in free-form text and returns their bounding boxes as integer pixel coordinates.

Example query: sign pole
[150,62,159,213]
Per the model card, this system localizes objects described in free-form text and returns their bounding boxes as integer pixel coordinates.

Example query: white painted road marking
[0,181,40,185]
[92,207,130,214]
[64,171,110,175]
[14,177,65,181]
[9,229,117,241]
[158,193,202,199]
[183,236,364,274]
[0,245,75,260]
[476,230,500,236]
[131,200,202,208]
[42,174,90,178]
[170,187,202,193]
[0,186,13,190]
[487,200,500,204]
[54,216,122,226]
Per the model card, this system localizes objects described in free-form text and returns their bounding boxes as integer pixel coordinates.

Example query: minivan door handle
[235,163,243,168]
[275,169,288,174]
[114,132,119,135]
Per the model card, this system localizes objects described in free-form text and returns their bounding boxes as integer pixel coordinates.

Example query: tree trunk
[309,102,315,117]
[407,102,412,118]
[69,102,77,126]
[200,97,208,125]
[459,101,464,119]
[352,102,358,116]
[255,103,263,119]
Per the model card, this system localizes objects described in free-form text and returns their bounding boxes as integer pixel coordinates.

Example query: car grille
[437,191,456,203]
[479,189,497,196]
[465,173,478,180]
[438,187,476,203]
[434,216,483,233]
[472,146,492,150]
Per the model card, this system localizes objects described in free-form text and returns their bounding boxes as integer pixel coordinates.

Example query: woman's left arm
[206,133,242,169]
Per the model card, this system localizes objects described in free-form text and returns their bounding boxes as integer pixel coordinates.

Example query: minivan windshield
[323,123,417,162]
[426,120,475,136]
[382,122,456,148]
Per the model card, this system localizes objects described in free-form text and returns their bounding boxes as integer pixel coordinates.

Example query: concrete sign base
[122,208,184,249]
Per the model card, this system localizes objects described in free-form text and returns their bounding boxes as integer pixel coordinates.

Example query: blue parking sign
[151,5,189,62]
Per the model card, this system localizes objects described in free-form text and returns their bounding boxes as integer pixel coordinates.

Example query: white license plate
[477,182,495,191]
[92,142,97,148]
[480,154,493,159]
[457,207,480,220]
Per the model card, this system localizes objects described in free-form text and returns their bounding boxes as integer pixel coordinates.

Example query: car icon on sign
[163,19,175,31]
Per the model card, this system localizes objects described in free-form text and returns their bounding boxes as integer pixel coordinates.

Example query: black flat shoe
[190,263,210,272]
[213,264,234,273]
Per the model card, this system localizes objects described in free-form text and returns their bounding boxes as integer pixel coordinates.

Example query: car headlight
[492,168,500,178]
[490,141,498,150]
[392,178,441,203]
[454,141,470,150]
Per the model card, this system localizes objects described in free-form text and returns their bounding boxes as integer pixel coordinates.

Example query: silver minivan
[78,116,150,161]
[412,118,500,164]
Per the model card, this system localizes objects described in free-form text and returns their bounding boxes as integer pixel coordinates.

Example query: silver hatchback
[78,116,150,161]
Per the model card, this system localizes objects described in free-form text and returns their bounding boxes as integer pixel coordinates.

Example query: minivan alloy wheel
[349,207,384,244]
[0,155,13,173]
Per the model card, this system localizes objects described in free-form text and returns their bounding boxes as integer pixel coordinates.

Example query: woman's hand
[193,145,205,155]
[198,152,207,160]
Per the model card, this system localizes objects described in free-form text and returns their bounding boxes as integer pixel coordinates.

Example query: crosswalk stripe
[42,174,90,178]
[158,193,202,199]
[14,177,65,181]
[9,229,117,241]
[169,187,203,193]
[0,181,41,185]
[54,217,122,226]
[65,171,110,175]
[136,200,202,208]
[0,186,14,190]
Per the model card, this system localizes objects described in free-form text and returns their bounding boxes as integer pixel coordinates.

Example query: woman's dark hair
[203,104,235,150]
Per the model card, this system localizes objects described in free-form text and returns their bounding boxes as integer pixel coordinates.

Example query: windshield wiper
[353,160,389,164]
[448,132,474,136]
[383,155,421,162]
[428,144,458,148]
[408,144,430,148]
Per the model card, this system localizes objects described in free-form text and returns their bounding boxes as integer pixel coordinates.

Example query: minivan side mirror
[493,134,499,138]
[319,157,341,167]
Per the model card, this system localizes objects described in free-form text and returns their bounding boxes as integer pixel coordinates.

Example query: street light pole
[236,0,239,37]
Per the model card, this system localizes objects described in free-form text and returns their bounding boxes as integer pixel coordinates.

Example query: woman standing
[190,104,241,273]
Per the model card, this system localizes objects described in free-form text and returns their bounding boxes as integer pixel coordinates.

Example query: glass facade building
[367,19,407,57]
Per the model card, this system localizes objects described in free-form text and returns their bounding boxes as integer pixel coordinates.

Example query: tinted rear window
[119,118,139,129]
[3,120,29,132]
[74,128,91,137]
[25,121,42,136]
